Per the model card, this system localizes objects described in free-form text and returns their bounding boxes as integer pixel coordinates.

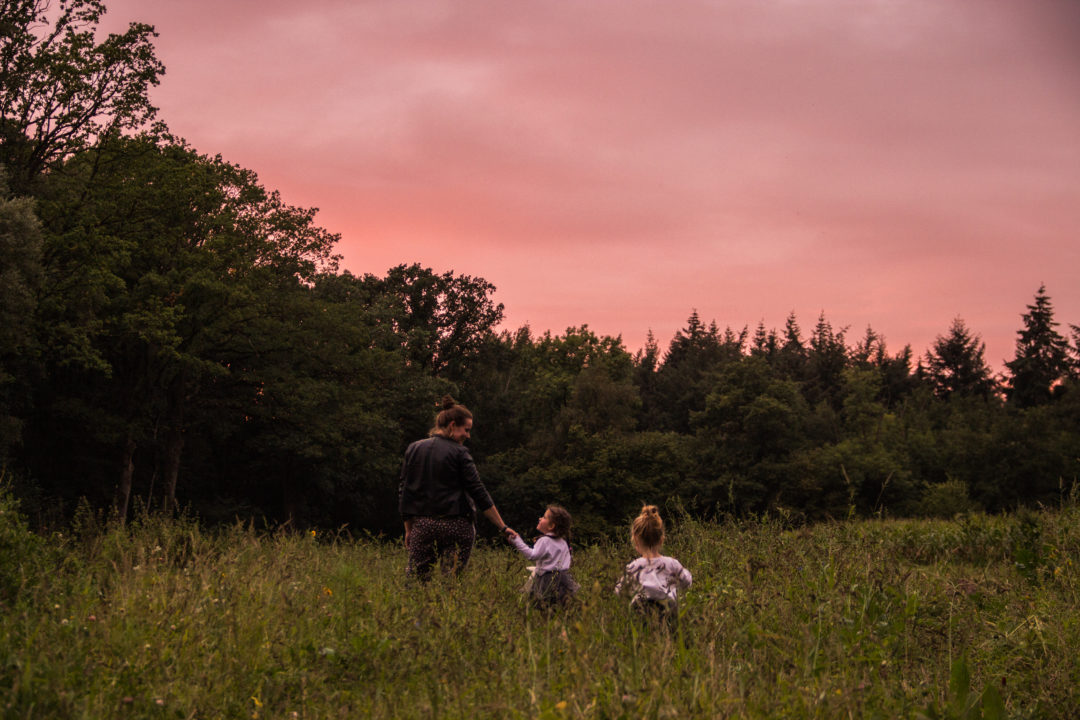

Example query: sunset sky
[101,0,1080,369]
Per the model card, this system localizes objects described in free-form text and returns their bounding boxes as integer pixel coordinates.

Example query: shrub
[0,479,54,605]
[920,478,980,518]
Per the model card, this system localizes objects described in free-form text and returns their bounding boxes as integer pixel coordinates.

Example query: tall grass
[2,491,1078,718]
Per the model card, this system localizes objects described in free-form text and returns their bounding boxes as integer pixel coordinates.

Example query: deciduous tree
[0,0,163,193]
[0,169,41,456]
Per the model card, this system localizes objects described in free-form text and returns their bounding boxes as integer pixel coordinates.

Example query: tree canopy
[2,0,1078,538]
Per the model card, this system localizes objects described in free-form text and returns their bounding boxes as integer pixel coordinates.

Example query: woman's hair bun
[440,395,457,410]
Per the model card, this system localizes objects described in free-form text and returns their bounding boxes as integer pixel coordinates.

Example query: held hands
[502,526,519,541]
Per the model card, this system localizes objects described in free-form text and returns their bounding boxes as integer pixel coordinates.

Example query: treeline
[2,1,1079,538]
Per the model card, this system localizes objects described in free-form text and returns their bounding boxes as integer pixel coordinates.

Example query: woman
[398,395,513,579]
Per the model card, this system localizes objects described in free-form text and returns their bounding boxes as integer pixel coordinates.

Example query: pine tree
[805,312,849,408]
[1005,285,1069,407]
[922,317,996,399]
[774,311,807,379]
[751,320,778,359]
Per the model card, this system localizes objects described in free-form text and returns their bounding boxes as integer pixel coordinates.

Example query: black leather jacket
[398,435,494,520]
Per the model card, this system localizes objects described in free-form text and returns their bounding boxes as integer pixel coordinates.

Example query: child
[508,505,580,608]
[614,505,692,627]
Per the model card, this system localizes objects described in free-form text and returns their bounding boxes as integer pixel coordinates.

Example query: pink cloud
[98,0,1080,368]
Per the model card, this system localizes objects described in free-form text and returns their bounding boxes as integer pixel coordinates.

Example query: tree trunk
[161,374,185,514]
[115,434,136,525]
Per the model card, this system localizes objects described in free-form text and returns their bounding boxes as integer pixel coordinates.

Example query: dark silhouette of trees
[4,0,1078,535]
[0,0,164,193]
[922,317,997,400]
[1006,285,1070,407]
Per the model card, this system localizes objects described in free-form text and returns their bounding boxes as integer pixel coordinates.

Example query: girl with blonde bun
[614,505,692,626]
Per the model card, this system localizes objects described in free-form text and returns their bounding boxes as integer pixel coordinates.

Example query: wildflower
[310,529,317,538]
[156,699,164,706]
[556,700,568,711]
[323,586,333,596]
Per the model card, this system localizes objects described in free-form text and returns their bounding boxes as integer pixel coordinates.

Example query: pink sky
[101,0,1080,369]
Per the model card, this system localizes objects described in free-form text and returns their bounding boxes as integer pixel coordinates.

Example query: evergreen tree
[851,326,884,368]
[750,320,778,360]
[632,330,663,431]
[653,310,740,432]
[922,317,996,399]
[1005,285,1069,407]
[774,311,807,379]
[805,312,848,409]
[1068,324,1080,381]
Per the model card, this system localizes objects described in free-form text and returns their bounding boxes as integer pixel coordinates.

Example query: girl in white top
[615,505,692,625]
[508,505,579,607]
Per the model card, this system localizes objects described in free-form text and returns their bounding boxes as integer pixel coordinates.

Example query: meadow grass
[2,497,1079,719]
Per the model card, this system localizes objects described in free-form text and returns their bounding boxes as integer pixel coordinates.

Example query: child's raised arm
[510,534,550,561]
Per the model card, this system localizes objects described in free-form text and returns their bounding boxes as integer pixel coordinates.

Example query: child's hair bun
[632,504,665,549]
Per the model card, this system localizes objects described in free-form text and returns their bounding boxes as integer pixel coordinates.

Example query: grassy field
[2,493,1079,719]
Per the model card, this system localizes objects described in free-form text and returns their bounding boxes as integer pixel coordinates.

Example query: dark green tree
[651,311,744,433]
[360,263,503,382]
[750,320,778,360]
[804,312,848,409]
[798,367,914,519]
[27,133,341,518]
[922,317,996,400]
[691,355,810,514]
[0,0,164,193]
[0,169,42,457]
[1005,285,1069,407]
[529,325,637,447]
[1067,324,1080,381]
[850,326,883,369]
[773,311,807,380]
[631,330,663,431]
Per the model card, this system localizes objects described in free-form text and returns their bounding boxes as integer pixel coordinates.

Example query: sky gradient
[101,0,1080,369]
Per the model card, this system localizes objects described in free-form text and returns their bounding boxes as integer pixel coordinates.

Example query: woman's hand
[503,527,519,541]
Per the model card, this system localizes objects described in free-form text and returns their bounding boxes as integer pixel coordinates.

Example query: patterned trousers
[407,516,476,580]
